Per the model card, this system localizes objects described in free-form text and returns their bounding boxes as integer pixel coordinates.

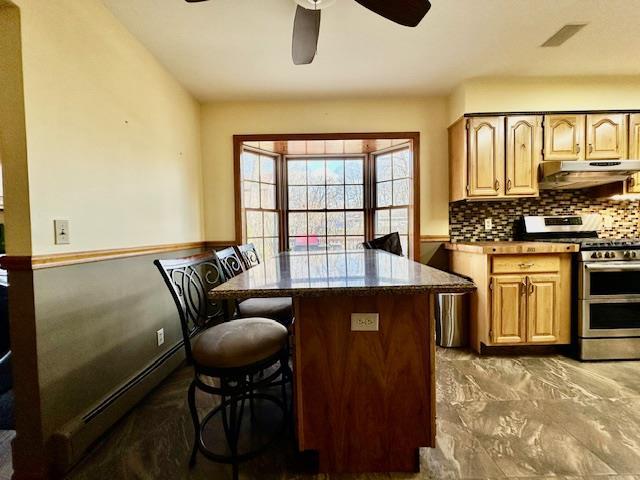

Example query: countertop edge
[209,283,476,300]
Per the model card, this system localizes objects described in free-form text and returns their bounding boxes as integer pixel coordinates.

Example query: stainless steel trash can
[435,292,468,348]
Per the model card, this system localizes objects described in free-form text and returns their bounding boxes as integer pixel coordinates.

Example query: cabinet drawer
[492,255,560,274]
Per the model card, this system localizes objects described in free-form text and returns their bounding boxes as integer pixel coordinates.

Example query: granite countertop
[209,249,475,300]
[445,241,579,255]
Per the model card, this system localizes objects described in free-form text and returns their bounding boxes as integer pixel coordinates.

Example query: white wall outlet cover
[351,313,379,332]
[54,219,70,245]
[156,328,165,346]
[484,218,493,231]
[603,215,614,229]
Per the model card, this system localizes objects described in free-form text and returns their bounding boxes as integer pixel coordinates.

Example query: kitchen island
[209,249,474,474]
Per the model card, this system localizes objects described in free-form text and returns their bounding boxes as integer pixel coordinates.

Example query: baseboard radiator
[49,341,186,475]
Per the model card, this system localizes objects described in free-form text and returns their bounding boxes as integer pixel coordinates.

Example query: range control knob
[624,251,631,258]
[604,251,615,259]
[594,251,603,259]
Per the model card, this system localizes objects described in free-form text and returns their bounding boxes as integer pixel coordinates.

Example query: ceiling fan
[184,0,431,65]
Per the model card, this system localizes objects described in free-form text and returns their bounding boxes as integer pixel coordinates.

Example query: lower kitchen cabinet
[446,243,574,353]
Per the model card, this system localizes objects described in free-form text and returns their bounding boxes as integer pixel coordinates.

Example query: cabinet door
[491,275,526,344]
[505,116,542,196]
[526,274,560,343]
[628,114,640,193]
[586,113,627,160]
[543,114,585,161]
[467,117,505,197]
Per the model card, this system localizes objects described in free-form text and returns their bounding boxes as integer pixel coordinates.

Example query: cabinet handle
[529,280,535,295]
[518,263,534,269]
[576,143,581,154]
[506,179,512,191]
[588,143,593,154]
[495,179,500,191]
[630,177,636,187]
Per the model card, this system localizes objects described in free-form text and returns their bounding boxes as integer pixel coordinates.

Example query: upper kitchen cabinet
[628,113,640,193]
[467,117,505,197]
[449,115,541,201]
[586,113,627,160]
[505,116,542,196]
[543,114,585,161]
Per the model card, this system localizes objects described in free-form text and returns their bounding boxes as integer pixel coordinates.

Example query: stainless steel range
[520,214,640,360]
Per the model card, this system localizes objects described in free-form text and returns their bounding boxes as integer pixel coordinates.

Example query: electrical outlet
[156,328,165,346]
[351,313,379,332]
[484,218,493,231]
[54,220,70,245]
[602,215,614,229]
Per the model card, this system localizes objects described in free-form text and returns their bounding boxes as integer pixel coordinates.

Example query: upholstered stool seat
[237,297,293,327]
[192,318,288,369]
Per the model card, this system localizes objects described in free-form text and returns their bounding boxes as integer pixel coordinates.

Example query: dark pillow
[363,232,403,256]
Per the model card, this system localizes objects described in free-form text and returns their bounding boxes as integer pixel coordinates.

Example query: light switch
[54,220,70,245]
[351,313,379,332]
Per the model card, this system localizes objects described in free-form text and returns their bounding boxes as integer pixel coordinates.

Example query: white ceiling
[102,0,640,102]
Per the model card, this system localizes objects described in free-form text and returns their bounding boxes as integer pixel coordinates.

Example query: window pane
[263,237,278,260]
[260,183,276,209]
[345,160,363,184]
[375,209,391,235]
[242,152,259,181]
[376,181,392,208]
[393,150,410,179]
[326,160,344,184]
[345,211,364,235]
[288,160,306,185]
[327,236,346,251]
[400,235,409,256]
[247,238,264,260]
[308,185,326,209]
[345,185,363,209]
[307,160,325,185]
[288,212,307,236]
[346,236,365,250]
[290,237,307,252]
[264,211,278,237]
[260,155,275,183]
[288,186,307,210]
[376,154,392,182]
[308,212,326,236]
[390,208,409,234]
[246,211,263,238]
[393,179,410,206]
[327,211,345,235]
[243,181,260,208]
[326,185,345,210]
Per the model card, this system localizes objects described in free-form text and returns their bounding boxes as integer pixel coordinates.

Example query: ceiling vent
[541,23,587,47]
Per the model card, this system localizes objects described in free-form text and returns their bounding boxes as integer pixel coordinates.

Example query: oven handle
[583,263,640,271]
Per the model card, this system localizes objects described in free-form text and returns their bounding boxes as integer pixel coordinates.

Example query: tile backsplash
[449,190,640,242]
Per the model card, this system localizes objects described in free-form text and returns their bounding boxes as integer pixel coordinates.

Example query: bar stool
[216,247,294,328]
[155,252,291,480]
[363,231,404,256]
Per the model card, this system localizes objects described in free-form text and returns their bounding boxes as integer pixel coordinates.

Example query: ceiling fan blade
[352,0,431,27]
[292,5,321,65]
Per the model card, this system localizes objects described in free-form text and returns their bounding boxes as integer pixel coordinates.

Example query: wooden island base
[293,293,435,473]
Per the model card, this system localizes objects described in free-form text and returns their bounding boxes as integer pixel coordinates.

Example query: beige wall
[449,76,640,123]
[201,97,451,240]
[11,0,204,256]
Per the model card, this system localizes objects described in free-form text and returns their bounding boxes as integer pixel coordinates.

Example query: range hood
[539,160,640,190]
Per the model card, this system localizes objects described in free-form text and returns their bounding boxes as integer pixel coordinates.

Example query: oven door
[579,298,640,338]
[579,262,640,299]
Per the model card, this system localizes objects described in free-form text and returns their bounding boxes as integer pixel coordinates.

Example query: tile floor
[3,349,640,479]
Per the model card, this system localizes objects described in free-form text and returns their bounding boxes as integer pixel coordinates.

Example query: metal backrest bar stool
[217,246,294,329]
[363,231,404,257]
[236,243,260,270]
[155,251,291,480]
